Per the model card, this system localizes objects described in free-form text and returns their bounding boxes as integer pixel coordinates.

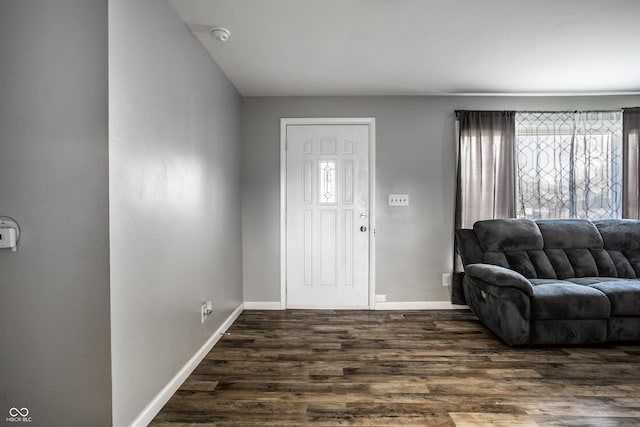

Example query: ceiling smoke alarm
[210,27,230,42]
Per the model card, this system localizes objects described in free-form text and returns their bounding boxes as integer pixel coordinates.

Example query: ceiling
[169,0,640,97]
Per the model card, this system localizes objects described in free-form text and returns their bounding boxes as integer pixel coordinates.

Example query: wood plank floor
[152,310,640,426]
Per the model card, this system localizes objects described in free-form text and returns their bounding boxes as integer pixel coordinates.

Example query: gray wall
[0,1,111,426]
[109,1,243,425]
[242,95,640,303]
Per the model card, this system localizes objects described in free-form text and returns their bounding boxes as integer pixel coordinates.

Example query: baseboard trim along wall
[130,303,244,427]
[243,301,469,310]
[243,301,283,310]
[374,301,469,310]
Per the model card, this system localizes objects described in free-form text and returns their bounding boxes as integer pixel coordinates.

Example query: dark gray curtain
[623,107,640,219]
[452,111,516,304]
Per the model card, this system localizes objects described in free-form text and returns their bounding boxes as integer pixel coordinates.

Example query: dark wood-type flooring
[152,310,640,426]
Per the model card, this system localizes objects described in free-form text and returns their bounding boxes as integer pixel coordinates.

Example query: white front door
[285,123,371,308]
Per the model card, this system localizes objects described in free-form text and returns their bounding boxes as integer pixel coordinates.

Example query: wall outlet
[442,273,452,287]
[201,301,213,324]
[388,194,409,206]
[375,294,387,303]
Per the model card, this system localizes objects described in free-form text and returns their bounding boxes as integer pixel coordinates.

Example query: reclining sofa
[456,218,640,346]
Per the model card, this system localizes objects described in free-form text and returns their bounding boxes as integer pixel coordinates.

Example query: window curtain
[452,111,516,304]
[623,107,640,219]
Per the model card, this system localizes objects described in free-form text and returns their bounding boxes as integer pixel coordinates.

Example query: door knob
[360,226,367,232]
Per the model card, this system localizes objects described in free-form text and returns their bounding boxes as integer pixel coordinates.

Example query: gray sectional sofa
[456,218,640,346]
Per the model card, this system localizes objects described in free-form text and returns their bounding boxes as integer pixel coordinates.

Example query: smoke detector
[210,27,230,42]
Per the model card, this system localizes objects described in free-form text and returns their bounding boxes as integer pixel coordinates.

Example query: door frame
[280,117,376,309]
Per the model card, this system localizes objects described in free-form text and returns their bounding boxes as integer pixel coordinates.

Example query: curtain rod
[454,109,635,119]
[455,109,625,114]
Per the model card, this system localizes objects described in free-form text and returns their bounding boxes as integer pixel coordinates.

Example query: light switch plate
[388,194,409,206]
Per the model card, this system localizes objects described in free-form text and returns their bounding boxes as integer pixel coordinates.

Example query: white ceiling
[169,0,640,97]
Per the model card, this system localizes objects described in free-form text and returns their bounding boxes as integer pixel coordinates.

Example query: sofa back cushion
[464,218,640,280]
[536,219,610,278]
[594,219,640,278]
[473,219,546,278]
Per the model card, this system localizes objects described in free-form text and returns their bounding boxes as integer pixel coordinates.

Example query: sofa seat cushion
[529,281,610,320]
[562,277,621,285]
[587,280,640,316]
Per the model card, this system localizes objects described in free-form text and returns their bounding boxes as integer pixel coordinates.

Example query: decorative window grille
[515,111,623,220]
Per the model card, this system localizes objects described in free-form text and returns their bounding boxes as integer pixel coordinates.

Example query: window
[318,160,336,204]
[515,111,623,220]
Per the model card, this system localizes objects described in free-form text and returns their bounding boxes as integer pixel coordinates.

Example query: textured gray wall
[242,95,640,303]
[109,1,243,425]
[0,1,111,426]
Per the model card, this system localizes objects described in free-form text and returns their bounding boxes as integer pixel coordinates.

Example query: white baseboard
[287,305,370,310]
[243,301,469,311]
[243,301,283,310]
[130,302,244,427]
[374,301,469,310]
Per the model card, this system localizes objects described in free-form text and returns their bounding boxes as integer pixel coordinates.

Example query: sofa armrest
[465,263,534,297]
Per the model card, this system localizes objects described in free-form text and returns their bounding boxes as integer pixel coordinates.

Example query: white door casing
[281,119,375,309]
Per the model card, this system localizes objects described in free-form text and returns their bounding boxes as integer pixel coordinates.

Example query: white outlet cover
[200,302,208,324]
[442,273,452,287]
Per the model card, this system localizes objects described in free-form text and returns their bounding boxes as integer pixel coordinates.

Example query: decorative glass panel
[318,160,337,204]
